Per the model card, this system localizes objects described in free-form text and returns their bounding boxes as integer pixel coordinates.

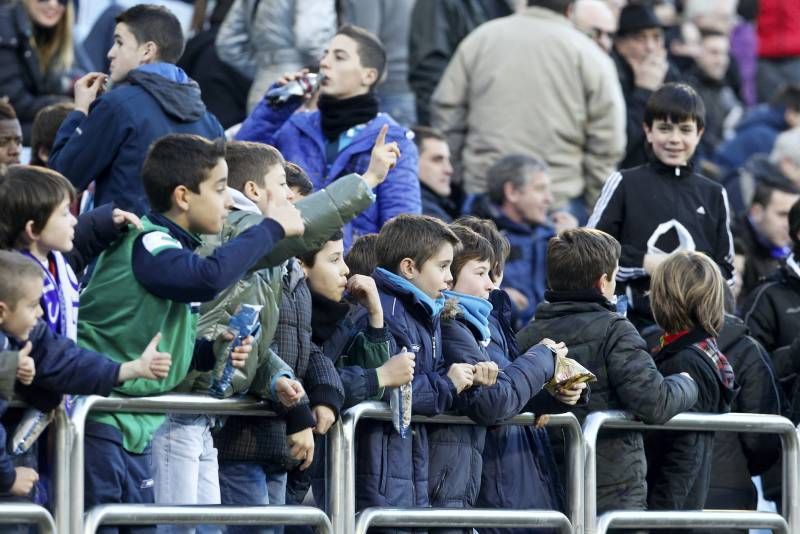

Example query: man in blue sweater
[49,4,224,215]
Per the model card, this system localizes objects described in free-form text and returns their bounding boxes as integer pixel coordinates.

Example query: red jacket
[758,0,800,58]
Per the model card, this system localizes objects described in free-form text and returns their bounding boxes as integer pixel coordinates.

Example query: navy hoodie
[49,63,224,215]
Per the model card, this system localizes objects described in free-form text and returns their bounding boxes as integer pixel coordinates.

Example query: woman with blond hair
[0,0,75,143]
[645,251,739,518]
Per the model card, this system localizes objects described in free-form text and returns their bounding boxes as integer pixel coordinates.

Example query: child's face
[453,259,494,300]
[31,196,77,258]
[252,165,295,215]
[407,243,454,300]
[644,118,703,167]
[0,276,43,341]
[303,240,349,302]
[186,159,232,235]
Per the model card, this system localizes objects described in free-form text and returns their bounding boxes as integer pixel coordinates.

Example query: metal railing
[0,503,57,534]
[68,393,279,534]
[83,504,333,534]
[595,510,789,533]
[583,410,799,534]
[328,401,583,533]
[354,507,573,534]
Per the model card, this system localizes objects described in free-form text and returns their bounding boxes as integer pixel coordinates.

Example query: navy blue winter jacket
[236,95,420,248]
[49,63,224,215]
[352,268,456,517]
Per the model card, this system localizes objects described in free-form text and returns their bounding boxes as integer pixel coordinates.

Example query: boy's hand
[74,72,107,114]
[276,68,310,87]
[312,405,336,435]
[16,341,35,385]
[554,381,587,405]
[540,339,568,360]
[287,427,314,470]
[129,333,172,381]
[362,125,401,188]
[376,351,415,387]
[265,192,305,237]
[111,208,143,230]
[472,361,499,387]
[10,467,39,497]
[346,275,383,327]
[219,332,253,369]
[535,414,550,428]
[275,377,305,407]
[447,363,474,394]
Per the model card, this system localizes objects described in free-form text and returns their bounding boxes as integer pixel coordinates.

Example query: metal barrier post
[69,394,275,534]
[83,504,333,534]
[583,411,798,534]
[52,404,70,532]
[354,508,572,534]
[0,503,56,534]
[329,401,583,534]
[596,510,788,533]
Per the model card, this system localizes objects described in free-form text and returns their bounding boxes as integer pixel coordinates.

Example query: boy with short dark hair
[76,133,304,521]
[30,103,75,167]
[284,162,313,198]
[517,227,699,514]
[49,4,224,215]
[364,214,476,513]
[588,82,736,335]
[344,233,379,277]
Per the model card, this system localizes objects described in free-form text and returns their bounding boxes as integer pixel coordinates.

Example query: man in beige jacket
[431,0,625,220]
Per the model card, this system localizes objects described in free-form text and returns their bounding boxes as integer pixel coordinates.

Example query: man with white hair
[572,0,617,54]
[770,127,800,188]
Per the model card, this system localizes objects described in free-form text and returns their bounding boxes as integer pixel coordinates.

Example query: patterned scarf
[20,250,80,341]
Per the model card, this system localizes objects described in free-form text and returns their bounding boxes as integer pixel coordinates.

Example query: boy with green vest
[76,133,306,525]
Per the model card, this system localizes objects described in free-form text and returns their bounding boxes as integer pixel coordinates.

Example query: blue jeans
[151,414,220,534]
[218,462,287,534]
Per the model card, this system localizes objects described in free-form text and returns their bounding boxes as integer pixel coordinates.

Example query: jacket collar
[146,212,203,251]
[229,188,260,214]
[544,288,614,309]
[374,267,445,317]
[647,156,694,178]
[656,326,712,357]
[522,5,572,26]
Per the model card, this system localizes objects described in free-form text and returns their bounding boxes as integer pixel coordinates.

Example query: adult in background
[432,0,625,222]
[571,0,617,54]
[413,126,458,223]
[408,0,516,126]
[215,0,336,113]
[0,0,75,143]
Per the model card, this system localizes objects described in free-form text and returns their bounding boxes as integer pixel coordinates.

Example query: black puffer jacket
[646,328,738,513]
[0,2,70,142]
[517,290,699,513]
[701,315,782,529]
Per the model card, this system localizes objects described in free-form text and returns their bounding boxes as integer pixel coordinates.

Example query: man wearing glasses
[572,0,617,54]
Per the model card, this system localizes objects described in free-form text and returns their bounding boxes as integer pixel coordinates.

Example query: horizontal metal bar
[83,505,333,534]
[0,503,56,534]
[354,508,572,534]
[76,393,275,416]
[596,510,789,533]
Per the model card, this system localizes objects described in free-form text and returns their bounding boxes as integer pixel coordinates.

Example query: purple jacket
[236,97,420,247]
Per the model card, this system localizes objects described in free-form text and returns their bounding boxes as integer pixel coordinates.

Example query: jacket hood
[229,188,260,213]
[127,64,207,122]
[716,314,749,354]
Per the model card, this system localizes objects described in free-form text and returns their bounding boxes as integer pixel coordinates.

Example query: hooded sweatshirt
[49,63,224,214]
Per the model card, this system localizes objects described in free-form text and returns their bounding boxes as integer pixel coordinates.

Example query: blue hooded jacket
[350,268,455,517]
[236,95,421,248]
[50,63,225,215]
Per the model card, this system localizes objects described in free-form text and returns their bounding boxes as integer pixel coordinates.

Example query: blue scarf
[443,290,493,346]
[20,250,79,340]
[376,268,445,317]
